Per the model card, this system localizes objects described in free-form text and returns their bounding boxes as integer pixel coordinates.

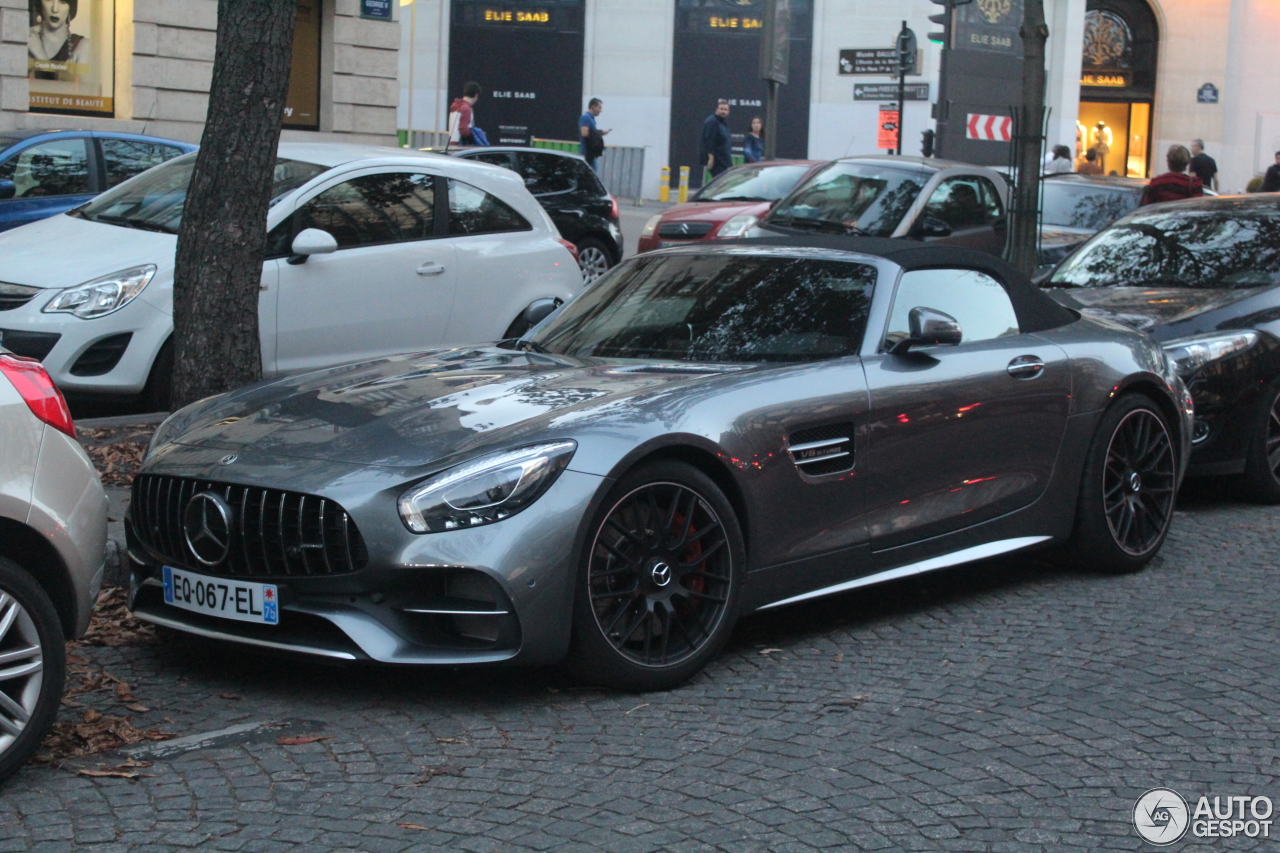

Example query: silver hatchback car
[0,349,106,782]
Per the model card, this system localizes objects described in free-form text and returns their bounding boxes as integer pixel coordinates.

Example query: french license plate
[163,566,279,625]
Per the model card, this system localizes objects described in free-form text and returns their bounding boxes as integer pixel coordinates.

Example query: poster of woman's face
[27,0,113,116]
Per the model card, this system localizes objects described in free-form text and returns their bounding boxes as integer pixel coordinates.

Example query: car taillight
[0,354,76,438]
[610,195,619,220]
[556,238,580,265]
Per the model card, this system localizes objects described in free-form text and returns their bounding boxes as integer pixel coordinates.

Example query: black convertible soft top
[715,235,1078,334]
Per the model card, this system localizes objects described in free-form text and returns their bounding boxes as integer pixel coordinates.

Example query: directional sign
[966,113,1012,142]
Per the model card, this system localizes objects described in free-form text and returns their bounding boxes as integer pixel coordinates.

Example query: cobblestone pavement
[3,483,1278,852]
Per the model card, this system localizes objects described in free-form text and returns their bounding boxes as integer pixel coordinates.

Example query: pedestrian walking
[449,81,482,146]
[1189,139,1218,191]
[1045,145,1074,174]
[743,116,764,163]
[1262,151,1280,193]
[1077,147,1103,175]
[700,101,733,180]
[1140,144,1204,206]
[578,98,609,174]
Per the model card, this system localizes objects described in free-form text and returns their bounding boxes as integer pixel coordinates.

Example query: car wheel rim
[1266,393,1280,481]
[0,590,44,757]
[587,482,733,668]
[1103,408,1176,556]
[579,247,610,285]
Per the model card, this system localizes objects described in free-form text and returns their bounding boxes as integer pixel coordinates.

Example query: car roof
[447,146,589,162]
[662,235,1077,333]
[836,154,978,171]
[1130,193,1280,215]
[1044,173,1148,189]
[0,128,194,147]
[276,141,452,168]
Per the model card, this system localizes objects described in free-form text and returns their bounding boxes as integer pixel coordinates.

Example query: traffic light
[927,0,952,47]
[921,129,936,158]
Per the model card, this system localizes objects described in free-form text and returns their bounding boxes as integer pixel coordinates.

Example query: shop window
[27,0,116,117]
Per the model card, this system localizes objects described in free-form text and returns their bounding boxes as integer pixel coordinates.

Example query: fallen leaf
[625,703,649,715]
[219,693,243,701]
[126,703,150,714]
[77,768,154,779]
[833,653,844,662]
[759,648,783,655]
[277,735,333,746]
[435,737,464,744]
[398,823,430,831]
[82,709,103,724]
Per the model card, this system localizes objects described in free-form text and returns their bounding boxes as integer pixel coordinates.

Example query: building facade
[2,0,401,145]
[401,0,1278,198]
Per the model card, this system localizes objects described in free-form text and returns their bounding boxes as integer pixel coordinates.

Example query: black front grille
[0,283,39,312]
[132,474,369,578]
[0,329,60,360]
[658,221,715,239]
[788,423,855,476]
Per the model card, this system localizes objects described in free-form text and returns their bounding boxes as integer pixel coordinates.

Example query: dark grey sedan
[126,238,1192,690]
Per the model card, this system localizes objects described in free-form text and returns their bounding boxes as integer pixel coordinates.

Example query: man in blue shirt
[579,98,609,174]
[700,100,732,181]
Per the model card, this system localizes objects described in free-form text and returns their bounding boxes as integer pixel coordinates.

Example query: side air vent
[787,423,855,477]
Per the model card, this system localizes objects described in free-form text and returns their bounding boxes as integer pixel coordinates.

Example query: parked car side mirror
[523,297,562,329]
[0,180,15,201]
[287,228,338,265]
[890,307,963,355]
[913,216,953,239]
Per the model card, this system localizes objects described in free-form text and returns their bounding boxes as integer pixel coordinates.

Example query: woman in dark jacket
[743,117,765,163]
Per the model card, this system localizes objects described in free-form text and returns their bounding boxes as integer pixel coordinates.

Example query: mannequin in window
[1092,121,1113,173]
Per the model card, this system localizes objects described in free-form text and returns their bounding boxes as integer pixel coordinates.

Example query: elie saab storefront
[3,0,400,144]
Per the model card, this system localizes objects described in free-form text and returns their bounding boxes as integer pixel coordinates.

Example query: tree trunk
[1007,0,1049,277]
[170,0,298,410]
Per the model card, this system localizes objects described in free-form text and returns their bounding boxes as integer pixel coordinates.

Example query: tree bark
[1007,0,1049,277]
[170,0,298,409]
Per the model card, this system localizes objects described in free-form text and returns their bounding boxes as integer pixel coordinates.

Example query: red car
[637,159,827,253]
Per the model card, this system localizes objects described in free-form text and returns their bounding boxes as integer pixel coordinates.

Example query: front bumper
[1181,337,1280,477]
[125,450,607,666]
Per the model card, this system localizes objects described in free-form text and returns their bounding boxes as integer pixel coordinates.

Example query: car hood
[660,200,772,223]
[161,347,748,469]
[0,213,174,289]
[1039,226,1094,247]
[1045,286,1269,333]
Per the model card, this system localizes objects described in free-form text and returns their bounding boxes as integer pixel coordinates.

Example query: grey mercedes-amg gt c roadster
[127,237,1192,690]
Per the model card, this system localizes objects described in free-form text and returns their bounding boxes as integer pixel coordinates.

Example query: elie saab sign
[28,0,115,117]
[955,0,1024,55]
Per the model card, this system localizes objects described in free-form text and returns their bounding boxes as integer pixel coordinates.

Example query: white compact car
[0,143,584,408]
[0,350,106,782]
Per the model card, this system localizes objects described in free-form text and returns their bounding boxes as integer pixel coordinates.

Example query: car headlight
[398,440,576,533]
[1162,331,1259,378]
[717,213,759,239]
[43,265,157,319]
[640,214,662,239]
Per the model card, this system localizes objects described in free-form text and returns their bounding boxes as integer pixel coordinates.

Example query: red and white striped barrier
[966,114,1012,142]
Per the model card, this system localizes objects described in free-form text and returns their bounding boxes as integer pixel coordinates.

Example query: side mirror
[913,215,953,239]
[287,228,338,264]
[522,297,562,329]
[0,180,15,201]
[890,307,963,355]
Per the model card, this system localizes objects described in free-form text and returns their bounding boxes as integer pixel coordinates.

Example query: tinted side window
[516,153,576,195]
[923,176,1001,229]
[885,269,1020,347]
[447,179,531,235]
[101,139,187,188]
[0,138,90,198]
[298,172,435,249]
[467,151,516,171]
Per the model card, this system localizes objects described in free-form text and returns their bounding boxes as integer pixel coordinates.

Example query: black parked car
[450,147,623,284]
[1042,195,1280,500]
[1038,174,1148,268]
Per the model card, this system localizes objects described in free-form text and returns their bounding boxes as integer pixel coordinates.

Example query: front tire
[0,557,67,785]
[576,237,614,286]
[1238,380,1280,503]
[1064,395,1177,574]
[567,461,744,691]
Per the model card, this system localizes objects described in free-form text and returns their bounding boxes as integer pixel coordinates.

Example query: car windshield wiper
[709,195,768,202]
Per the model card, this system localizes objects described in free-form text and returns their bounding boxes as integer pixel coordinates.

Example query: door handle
[1007,355,1045,379]
[417,262,446,276]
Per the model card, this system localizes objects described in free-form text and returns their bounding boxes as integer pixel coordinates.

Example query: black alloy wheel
[1102,407,1177,555]
[568,461,743,690]
[1063,394,1176,573]
[1240,381,1280,503]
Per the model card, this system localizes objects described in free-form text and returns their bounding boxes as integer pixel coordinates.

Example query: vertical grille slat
[131,474,366,579]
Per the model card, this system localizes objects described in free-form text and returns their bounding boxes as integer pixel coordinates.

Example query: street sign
[839,48,917,76]
[855,83,929,101]
[966,113,1012,141]
[360,0,392,20]
[878,108,900,150]
[760,0,791,84]
[1197,83,1219,104]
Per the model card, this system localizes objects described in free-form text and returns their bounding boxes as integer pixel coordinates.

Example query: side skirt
[754,535,1051,611]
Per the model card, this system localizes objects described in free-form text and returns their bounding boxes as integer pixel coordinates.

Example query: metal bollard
[659,166,670,202]
[677,166,690,204]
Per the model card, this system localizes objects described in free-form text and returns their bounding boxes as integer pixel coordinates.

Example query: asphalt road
[5,480,1279,851]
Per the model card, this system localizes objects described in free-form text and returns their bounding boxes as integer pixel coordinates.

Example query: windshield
[0,136,19,152]
[765,162,926,236]
[1049,209,1280,289]
[1041,182,1141,230]
[694,163,812,202]
[527,252,877,363]
[76,155,326,233]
